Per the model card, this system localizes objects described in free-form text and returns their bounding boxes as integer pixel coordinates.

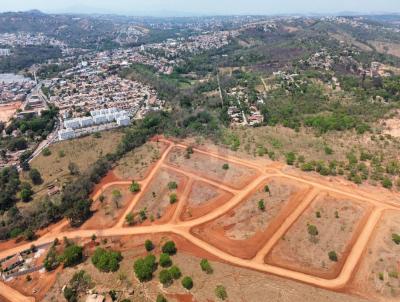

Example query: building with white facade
[58,128,76,140]
[116,116,130,126]
[64,119,81,129]
[79,117,94,127]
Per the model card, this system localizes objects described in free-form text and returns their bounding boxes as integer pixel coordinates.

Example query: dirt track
[1,138,400,302]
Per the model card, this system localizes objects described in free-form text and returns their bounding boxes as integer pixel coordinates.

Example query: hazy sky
[1,0,400,16]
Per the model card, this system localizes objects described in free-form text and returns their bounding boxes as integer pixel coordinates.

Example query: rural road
[1,138,399,301]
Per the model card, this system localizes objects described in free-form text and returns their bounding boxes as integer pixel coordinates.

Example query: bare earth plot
[1,137,400,302]
[130,167,188,224]
[192,178,310,259]
[81,184,134,230]
[266,193,372,279]
[166,146,259,189]
[350,210,400,302]
[180,180,234,221]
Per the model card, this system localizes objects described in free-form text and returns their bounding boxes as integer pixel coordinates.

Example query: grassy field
[20,130,124,200]
[221,125,400,189]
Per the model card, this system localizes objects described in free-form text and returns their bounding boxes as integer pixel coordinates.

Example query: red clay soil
[0,295,12,302]
[7,267,60,301]
[167,293,196,302]
[265,194,373,280]
[180,180,234,221]
[191,179,312,259]
[90,170,122,199]
[82,184,135,230]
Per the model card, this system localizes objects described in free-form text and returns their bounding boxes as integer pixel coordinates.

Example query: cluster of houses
[226,87,264,126]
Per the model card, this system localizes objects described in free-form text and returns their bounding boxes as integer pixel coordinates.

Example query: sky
[1,0,400,16]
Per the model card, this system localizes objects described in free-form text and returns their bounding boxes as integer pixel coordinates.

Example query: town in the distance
[0,3,400,302]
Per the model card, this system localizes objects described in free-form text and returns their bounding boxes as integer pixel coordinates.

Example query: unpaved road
[1,138,399,302]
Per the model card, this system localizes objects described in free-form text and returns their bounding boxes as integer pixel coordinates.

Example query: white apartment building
[58,128,75,140]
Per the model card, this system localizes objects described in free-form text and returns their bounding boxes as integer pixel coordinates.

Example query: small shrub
[159,253,172,268]
[162,241,177,255]
[126,213,135,226]
[145,240,154,252]
[285,152,296,165]
[382,178,393,189]
[156,294,167,302]
[328,251,338,262]
[392,233,400,245]
[215,285,228,300]
[42,148,51,157]
[159,269,173,286]
[324,146,333,155]
[168,181,178,190]
[222,163,229,170]
[307,224,318,236]
[130,181,141,193]
[169,193,178,204]
[258,199,265,211]
[169,265,182,279]
[181,276,193,290]
[200,259,213,274]
[133,254,157,282]
[316,211,321,218]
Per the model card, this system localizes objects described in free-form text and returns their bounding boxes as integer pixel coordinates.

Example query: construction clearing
[1,137,400,302]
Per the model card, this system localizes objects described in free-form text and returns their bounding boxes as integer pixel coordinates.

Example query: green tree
[264,185,271,195]
[307,224,319,237]
[29,168,42,185]
[91,247,122,272]
[130,181,141,193]
[181,276,193,290]
[169,265,182,279]
[392,233,400,245]
[42,148,51,157]
[156,294,168,302]
[133,254,157,282]
[382,178,393,189]
[66,199,92,227]
[215,285,228,301]
[169,193,178,204]
[162,241,177,255]
[61,244,83,268]
[44,245,59,271]
[125,213,135,226]
[168,181,178,190]
[159,253,172,268]
[20,182,33,202]
[159,269,173,286]
[258,199,265,211]
[200,259,213,274]
[139,208,147,221]
[145,239,154,252]
[328,251,338,262]
[68,162,80,176]
[222,163,229,170]
[112,189,122,208]
[285,152,296,165]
